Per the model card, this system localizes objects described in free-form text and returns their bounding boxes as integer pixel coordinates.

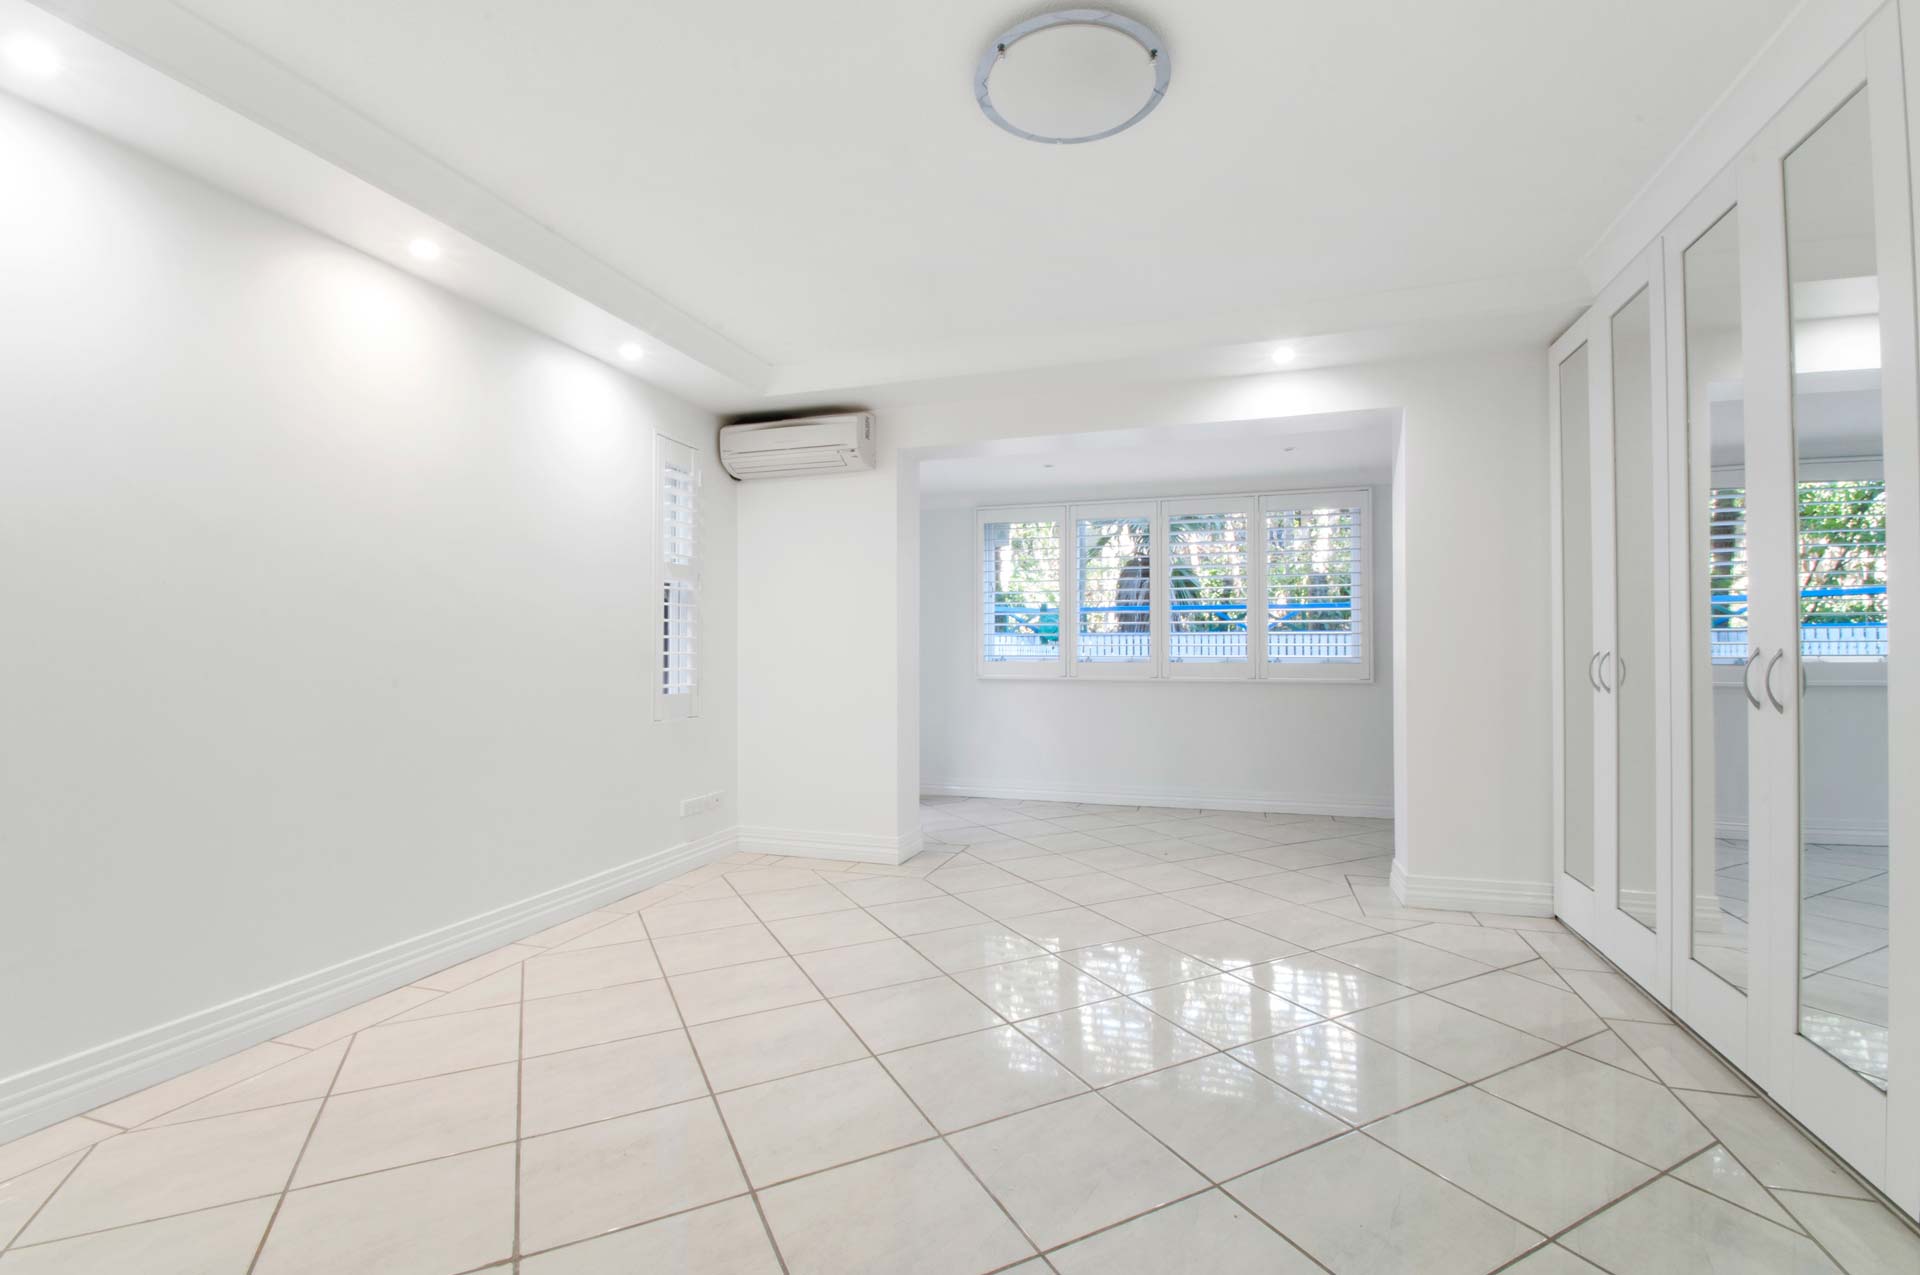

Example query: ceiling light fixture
[1270,345,1298,366]
[407,237,443,262]
[5,34,62,78]
[975,10,1170,145]
[617,342,645,362]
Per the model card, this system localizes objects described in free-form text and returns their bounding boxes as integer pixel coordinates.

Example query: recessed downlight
[407,237,443,262]
[617,342,645,362]
[1270,345,1298,366]
[5,34,62,79]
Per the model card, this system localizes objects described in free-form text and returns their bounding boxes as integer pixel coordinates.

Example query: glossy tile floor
[3,798,1916,1274]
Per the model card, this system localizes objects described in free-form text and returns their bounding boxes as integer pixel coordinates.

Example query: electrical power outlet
[679,790,724,817]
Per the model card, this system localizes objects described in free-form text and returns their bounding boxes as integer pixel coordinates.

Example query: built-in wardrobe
[1549,4,1917,1216]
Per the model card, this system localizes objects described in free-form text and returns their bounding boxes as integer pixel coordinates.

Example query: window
[1265,495,1367,666]
[977,487,1373,682]
[981,511,1063,671]
[656,436,699,719]
[1076,507,1153,672]
[1703,478,1887,663]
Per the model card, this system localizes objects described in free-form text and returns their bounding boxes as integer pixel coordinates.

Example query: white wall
[920,484,1394,814]
[0,95,736,1132]
[737,350,1555,908]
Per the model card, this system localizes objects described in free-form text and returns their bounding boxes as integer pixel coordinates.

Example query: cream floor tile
[412,945,542,994]
[653,922,787,975]
[391,967,523,1022]
[1232,952,1414,1017]
[0,1122,117,1186]
[89,1041,308,1130]
[1336,993,1557,1082]
[926,863,1026,893]
[1561,1177,1840,1274]
[1511,958,1574,990]
[523,940,662,998]
[1057,936,1222,992]
[1009,907,1141,952]
[1016,997,1213,1086]
[1321,933,1494,991]
[724,867,836,895]
[1609,1021,1748,1093]
[1370,1088,1656,1232]
[518,1099,746,1252]
[1396,922,1539,966]
[521,978,680,1055]
[0,1154,83,1249]
[521,910,626,948]
[520,1196,780,1274]
[1570,1027,1660,1080]
[640,896,761,938]
[948,1093,1205,1250]
[1231,1021,1456,1124]
[1501,1245,1609,1273]
[1090,894,1220,934]
[757,1141,1033,1275]
[669,956,821,1026]
[905,921,1048,972]
[717,1058,933,1187]
[1672,1144,1800,1229]
[147,1040,346,1128]
[254,1143,514,1275]
[1676,1092,1869,1197]
[1049,1188,1321,1274]
[743,883,858,921]
[22,1102,315,1243]
[951,955,1117,1021]
[764,908,893,953]
[866,894,996,936]
[832,977,1003,1053]
[955,882,1077,921]
[1778,1190,1920,1275]
[687,1001,866,1092]
[794,937,941,996]
[1241,871,1353,904]
[1561,969,1670,1022]
[335,1004,520,1091]
[292,1065,515,1186]
[1150,920,1302,971]
[834,875,946,906]
[1104,1053,1344,1180]
[1480,1051,1712,1169]
[1524,930,1615,972]
[0,1198,274,1275]
[276,985,440,1048]
[1231,1132,1541,1275]
[878,1026,1087,1133]
[1131,972,1320,1049]
[521,1031,707,1136]
[552,913,650,951]
[1430,970,1606,1045]
[1001,855,1105,884]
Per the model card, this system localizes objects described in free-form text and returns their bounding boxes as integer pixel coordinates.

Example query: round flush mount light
[975,10,1170,145]
[617,342,645,362]
[407,237,442,262]
[1270,345,1298,366]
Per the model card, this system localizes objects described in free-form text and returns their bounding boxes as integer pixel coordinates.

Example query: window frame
[974,485,1375,684]
[654,433,700,721]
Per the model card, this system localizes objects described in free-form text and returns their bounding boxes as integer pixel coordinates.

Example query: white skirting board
[1390,859,1555,917]
[1715,817,1889,847]
[735,825,924,865]
[0,827,737,1145]
[920,781,1394,820]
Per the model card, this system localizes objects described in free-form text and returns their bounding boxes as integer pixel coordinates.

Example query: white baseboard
[736,825,924,865]
[1391,860,1555,917]
[920,780,1394,820]
[0,827,737,1145]
[1715,817,1887,847]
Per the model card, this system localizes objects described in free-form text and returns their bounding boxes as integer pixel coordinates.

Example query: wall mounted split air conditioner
[718,413,876,480]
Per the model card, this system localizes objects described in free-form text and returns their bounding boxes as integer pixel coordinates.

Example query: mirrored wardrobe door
[1555,335,1598,917]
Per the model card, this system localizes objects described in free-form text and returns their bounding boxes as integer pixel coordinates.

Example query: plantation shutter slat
[982,516,1063,664]
[1264,502,1365,665]
[1076,514,1152,664]
[659,437,699,714]
[1167,509,1249,664]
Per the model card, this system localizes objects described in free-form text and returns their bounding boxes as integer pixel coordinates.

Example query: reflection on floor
[1,798,1915,1273]
[1704,837,1890,1087]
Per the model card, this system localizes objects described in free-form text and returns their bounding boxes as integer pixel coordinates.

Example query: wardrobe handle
[1743,649,1764,710]
[1597,651,1613,693]
[1616,655,1626,689]
[1766,648,1787,713]
[1587,651,1603,691]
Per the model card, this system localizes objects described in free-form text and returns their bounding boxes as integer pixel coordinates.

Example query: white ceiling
[21,0,1804,405]
[919,410,1398,506]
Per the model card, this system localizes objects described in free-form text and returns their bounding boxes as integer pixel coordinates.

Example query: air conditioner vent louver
[719,413,876,481]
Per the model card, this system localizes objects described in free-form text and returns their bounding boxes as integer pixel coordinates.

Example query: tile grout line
[510,961,525,1274]
[241,1023,353,1274]
[0,1140,97,1256]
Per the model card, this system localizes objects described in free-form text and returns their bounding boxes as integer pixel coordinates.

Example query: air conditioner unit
[719,413,876,480]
